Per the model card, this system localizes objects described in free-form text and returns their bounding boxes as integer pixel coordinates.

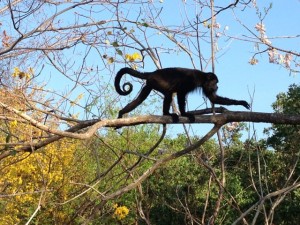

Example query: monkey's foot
[181,113,195,123]
[164,113,179,123]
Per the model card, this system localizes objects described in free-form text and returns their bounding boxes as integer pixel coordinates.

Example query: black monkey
[115,67,250,121]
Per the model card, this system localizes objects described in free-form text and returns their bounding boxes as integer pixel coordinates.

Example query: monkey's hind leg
[162,94,180,122]
[118,85,152,118]
[116,85,152,129]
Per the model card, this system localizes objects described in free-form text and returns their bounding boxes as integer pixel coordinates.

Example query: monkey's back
[147,67,201,94]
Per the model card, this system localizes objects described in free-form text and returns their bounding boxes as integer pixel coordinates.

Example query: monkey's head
[203,72,218,96]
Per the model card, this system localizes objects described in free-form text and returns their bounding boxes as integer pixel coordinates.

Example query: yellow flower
[125,54,131,61]
[132,52,142,60]
[125,52,142,62]
[10,120,18,127]
[12,67,20,77]
[12,67,32,79]
[113,205,129,220]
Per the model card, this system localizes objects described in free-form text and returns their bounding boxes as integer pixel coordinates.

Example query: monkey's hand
[240,101,250,110]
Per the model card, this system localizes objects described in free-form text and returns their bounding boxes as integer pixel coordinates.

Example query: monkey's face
[204,80,218,95]
[205,78,218,92]
[209,79,218,91]
[203,75,219,97]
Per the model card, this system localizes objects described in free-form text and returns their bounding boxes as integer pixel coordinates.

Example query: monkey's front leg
[177,93,195,122]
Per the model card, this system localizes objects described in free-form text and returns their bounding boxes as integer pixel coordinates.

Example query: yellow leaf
[107,57,114,64]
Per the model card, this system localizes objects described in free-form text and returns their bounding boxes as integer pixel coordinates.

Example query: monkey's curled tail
[115,67,147,96]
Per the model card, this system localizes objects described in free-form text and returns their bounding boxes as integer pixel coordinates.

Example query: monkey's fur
[115,67,250,121]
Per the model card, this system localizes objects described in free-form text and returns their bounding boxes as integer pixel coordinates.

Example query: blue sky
[4,0,297,138]
[132,0,300,137]
[77,0,298,138]
[161,0,300,109]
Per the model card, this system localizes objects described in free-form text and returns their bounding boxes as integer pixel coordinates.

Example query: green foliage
[272,84,300,114]
[3,82,300,224]
[2,122,300,224]
[265,84,300,152]
[138,139,219,225]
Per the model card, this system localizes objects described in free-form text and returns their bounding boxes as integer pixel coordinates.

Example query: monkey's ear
[207,72,218,82]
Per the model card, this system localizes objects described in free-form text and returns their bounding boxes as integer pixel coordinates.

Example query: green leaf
[112,41,119,47]
[142,22,149,27]
[116,49,123,56]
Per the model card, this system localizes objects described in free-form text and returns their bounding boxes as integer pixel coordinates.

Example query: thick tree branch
[109,110,300,128]
[2,106,300,141]
[2,106,300,161]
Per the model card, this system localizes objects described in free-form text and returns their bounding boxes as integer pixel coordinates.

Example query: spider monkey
[115,67,250,122]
